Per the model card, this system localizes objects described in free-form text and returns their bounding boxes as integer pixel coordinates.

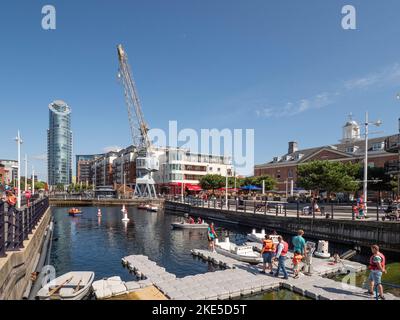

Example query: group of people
[260,230,307,279]
[258,229,387,299]
[186,216,203,224]
[352,195,366,219]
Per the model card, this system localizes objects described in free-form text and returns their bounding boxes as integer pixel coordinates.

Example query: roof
[255,134,397,168]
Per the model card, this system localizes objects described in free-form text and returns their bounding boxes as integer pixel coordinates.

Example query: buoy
[97,209,102,217]
[122,205,130,222]
[314,240,331,259]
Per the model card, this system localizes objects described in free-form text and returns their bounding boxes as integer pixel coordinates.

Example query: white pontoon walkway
[121,253,399,300]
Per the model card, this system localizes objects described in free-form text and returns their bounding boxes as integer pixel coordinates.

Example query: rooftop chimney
[288,141,298,154]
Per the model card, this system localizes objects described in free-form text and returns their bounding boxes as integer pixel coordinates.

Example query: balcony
[385,160,400,174]
[385,135,400,153]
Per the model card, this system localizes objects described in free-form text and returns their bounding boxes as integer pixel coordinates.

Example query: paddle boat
[215,238,263,264]
[247,228,279,245]
[68,208,83,216]
[36,271,95,300]
[171,221,209,229]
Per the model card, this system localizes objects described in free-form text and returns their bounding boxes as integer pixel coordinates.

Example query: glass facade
[47,100,72,186]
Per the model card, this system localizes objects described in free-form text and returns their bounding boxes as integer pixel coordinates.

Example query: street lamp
[363,112,382,212]
[15,131,23,209]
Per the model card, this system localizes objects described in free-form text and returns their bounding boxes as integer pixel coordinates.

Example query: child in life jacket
[292,250,303,279]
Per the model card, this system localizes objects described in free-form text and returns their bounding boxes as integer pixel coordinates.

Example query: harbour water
[50,206,398,299]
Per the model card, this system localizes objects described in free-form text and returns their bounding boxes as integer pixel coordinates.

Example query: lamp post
[15,131,23,209]
[225,173,228,208]
[363,112,382,213]
[24,154,28,192]
[32,166,35,195]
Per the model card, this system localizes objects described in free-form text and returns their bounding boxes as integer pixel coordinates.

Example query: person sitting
[197,217,203,224]
[187,216,195,224]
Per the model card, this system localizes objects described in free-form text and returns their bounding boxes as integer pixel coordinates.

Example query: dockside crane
[117,44,159,198]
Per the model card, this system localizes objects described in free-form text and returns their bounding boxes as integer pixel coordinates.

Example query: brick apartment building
[254,118,398,192]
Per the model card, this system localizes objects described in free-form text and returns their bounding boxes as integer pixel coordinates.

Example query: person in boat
[187,216,195,224]
[260,235,275,275]
[273,236,289,280]
[366,244,386,300]
[292,250,303,279]
[207,222,217,252]
[292,229,306,256]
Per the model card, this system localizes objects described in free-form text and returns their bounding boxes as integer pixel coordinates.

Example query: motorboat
[68,208,83,216]
[36,271,95,300]
[137,203,150,210]
[171,222,209,229]
[215,238,262,264]
[247,228,279,245]
[146,206,159,212]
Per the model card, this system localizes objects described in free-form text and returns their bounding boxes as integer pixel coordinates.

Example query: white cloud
[344,63,400,90]
[256,92,332,118]
[103,146,122,153]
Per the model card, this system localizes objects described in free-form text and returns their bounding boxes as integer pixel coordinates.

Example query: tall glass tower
[47,100,72,186]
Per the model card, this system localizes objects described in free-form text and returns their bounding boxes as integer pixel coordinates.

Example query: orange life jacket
[7,195,17,206]
[262,239,275,252]
[292,254,303,264]
[369,252,385,271]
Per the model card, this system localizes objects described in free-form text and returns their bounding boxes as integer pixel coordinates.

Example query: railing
[0,196,49,258]
[166,196,396,223]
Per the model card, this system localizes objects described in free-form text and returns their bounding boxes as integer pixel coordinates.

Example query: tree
[356,167,396,192]
[246,175,277,190]
[199,174,225,191]
[297,161,361,196]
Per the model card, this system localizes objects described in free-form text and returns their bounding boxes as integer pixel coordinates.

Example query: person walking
[207,222,218,252]
[292,250,303,279]
[273,236,289,279]
[292,229,306,255]
[260,235,275,275]
[366,244,386,300]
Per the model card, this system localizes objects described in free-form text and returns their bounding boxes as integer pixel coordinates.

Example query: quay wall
[0,208,51,300]
[165,201,400,254]
[49,198,165,207]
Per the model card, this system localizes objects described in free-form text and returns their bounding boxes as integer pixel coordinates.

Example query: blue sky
[1,0,400,180]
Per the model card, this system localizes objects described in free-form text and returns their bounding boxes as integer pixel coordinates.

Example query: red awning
[186,185,202,191]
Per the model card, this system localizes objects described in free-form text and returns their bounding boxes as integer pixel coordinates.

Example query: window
[372,142,384,151]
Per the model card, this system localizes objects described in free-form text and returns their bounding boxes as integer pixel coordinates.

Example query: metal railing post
[265,201,267,215]
[331,204,334,219]
[284,203,287,217]
[376,202,379,222]
[244,201,246,213]
[312,204,315,219]
[253,201,256,214]
[0,203,6,257]
[296,201,300,219]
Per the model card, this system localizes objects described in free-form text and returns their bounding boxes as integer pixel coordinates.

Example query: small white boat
[215,238,262,264]
[137,204,150,210]
[171,222,209,229]
[147,206,159,212]
[36,271,95,300]
[247,229,280,245]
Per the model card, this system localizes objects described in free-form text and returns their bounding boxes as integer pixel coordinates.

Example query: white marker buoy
[122,205,129,222]
[97,209,102,217]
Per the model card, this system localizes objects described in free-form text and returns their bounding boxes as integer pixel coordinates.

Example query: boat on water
[215,238,263,264]
[36,271,95,300]
[147,206,159,212]
[247,229,279,245]
[68,208,83,216]
[137,203,150,210]
[171,222,209,229]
